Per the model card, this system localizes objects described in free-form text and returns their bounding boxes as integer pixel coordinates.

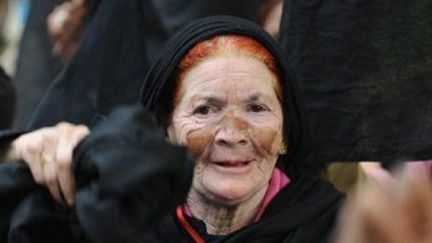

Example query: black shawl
[280,0,432,165]
[138,176,342,243]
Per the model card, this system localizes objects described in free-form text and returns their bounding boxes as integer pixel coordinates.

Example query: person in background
[259,0,283,38]
[13,0,89,128]
[47,0,89,62]
[0,0,6,53]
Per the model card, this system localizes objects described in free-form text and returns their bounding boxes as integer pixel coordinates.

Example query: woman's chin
[192,163,270,205]
[200,178,260,204]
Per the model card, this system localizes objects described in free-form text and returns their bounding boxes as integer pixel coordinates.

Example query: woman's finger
[39,129,62,201]
[56,135,76,206]
[43,158,62,203]
[57,165,75,206]
[27,152,46,184]
[55,123,89,206]
[25,139,46,184]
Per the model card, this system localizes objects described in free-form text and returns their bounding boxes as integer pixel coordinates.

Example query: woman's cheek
[186,124,215,158]
[248,120,283,157]
[172,115,205,145]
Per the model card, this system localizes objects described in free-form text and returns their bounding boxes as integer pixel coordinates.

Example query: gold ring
[39,152,49,166]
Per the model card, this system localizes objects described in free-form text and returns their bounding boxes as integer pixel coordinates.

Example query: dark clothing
[28,0,153,129]
[138,176,343,243]
[0,161,342,243]
[28,0,265,130]
[0,66,15,128]
[280,0,432,166]
[13,0,64,128]
[0,107,193,243]
[0,129,24,161]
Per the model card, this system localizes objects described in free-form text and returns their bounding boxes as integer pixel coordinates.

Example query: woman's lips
[214,161,251,166]
[212,160,254,173]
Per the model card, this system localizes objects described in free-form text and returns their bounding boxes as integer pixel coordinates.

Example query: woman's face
[168,55,284,205]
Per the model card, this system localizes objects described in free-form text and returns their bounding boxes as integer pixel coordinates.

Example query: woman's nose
[214,116,249,147]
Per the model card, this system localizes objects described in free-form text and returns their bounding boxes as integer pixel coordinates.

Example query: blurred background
[0,0,283,129]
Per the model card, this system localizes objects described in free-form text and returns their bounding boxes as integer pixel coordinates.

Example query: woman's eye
[249,104,266,112]
[194,106,212,115]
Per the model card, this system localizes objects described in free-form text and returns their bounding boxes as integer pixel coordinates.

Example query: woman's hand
[7,122,89,206]
[334,166,432,243]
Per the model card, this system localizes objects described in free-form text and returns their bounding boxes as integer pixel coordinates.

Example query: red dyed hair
[173,35,282,106]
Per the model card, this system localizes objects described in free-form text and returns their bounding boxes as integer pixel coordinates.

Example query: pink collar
[254,167,290,221]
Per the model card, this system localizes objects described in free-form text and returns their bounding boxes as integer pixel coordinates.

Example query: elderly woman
[1,16,343,242]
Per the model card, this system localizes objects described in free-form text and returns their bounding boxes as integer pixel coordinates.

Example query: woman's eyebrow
[246,92,269,102]
[244,93,278,105]
[191,95,224,104]
[248,93,261,101]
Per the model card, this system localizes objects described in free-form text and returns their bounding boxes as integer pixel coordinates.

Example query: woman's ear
[279,141,287,155]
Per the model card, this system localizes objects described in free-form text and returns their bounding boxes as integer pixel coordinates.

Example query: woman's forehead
[180,55,278,95]
[187,91,278,105]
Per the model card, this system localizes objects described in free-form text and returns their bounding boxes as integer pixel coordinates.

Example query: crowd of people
[0,0,431,242]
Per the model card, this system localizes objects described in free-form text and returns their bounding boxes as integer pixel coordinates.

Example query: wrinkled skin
[168,55,284,207]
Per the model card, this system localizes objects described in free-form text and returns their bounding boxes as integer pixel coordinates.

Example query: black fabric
[206,0,264,21]
[187,217,224,242]
[0,65,15,129]
[28,0,266,130]
[13,0,64,128]
[0,106,193,243]
[136,176,343,243]
[28,0,153,129]
[280,0,432,165]
[73,107,192,243]
[139,15,310,178]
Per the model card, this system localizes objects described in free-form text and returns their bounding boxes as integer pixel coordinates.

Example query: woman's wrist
[0,129,27,162]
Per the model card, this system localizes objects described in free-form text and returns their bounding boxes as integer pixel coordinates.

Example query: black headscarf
[139,15,311,178]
